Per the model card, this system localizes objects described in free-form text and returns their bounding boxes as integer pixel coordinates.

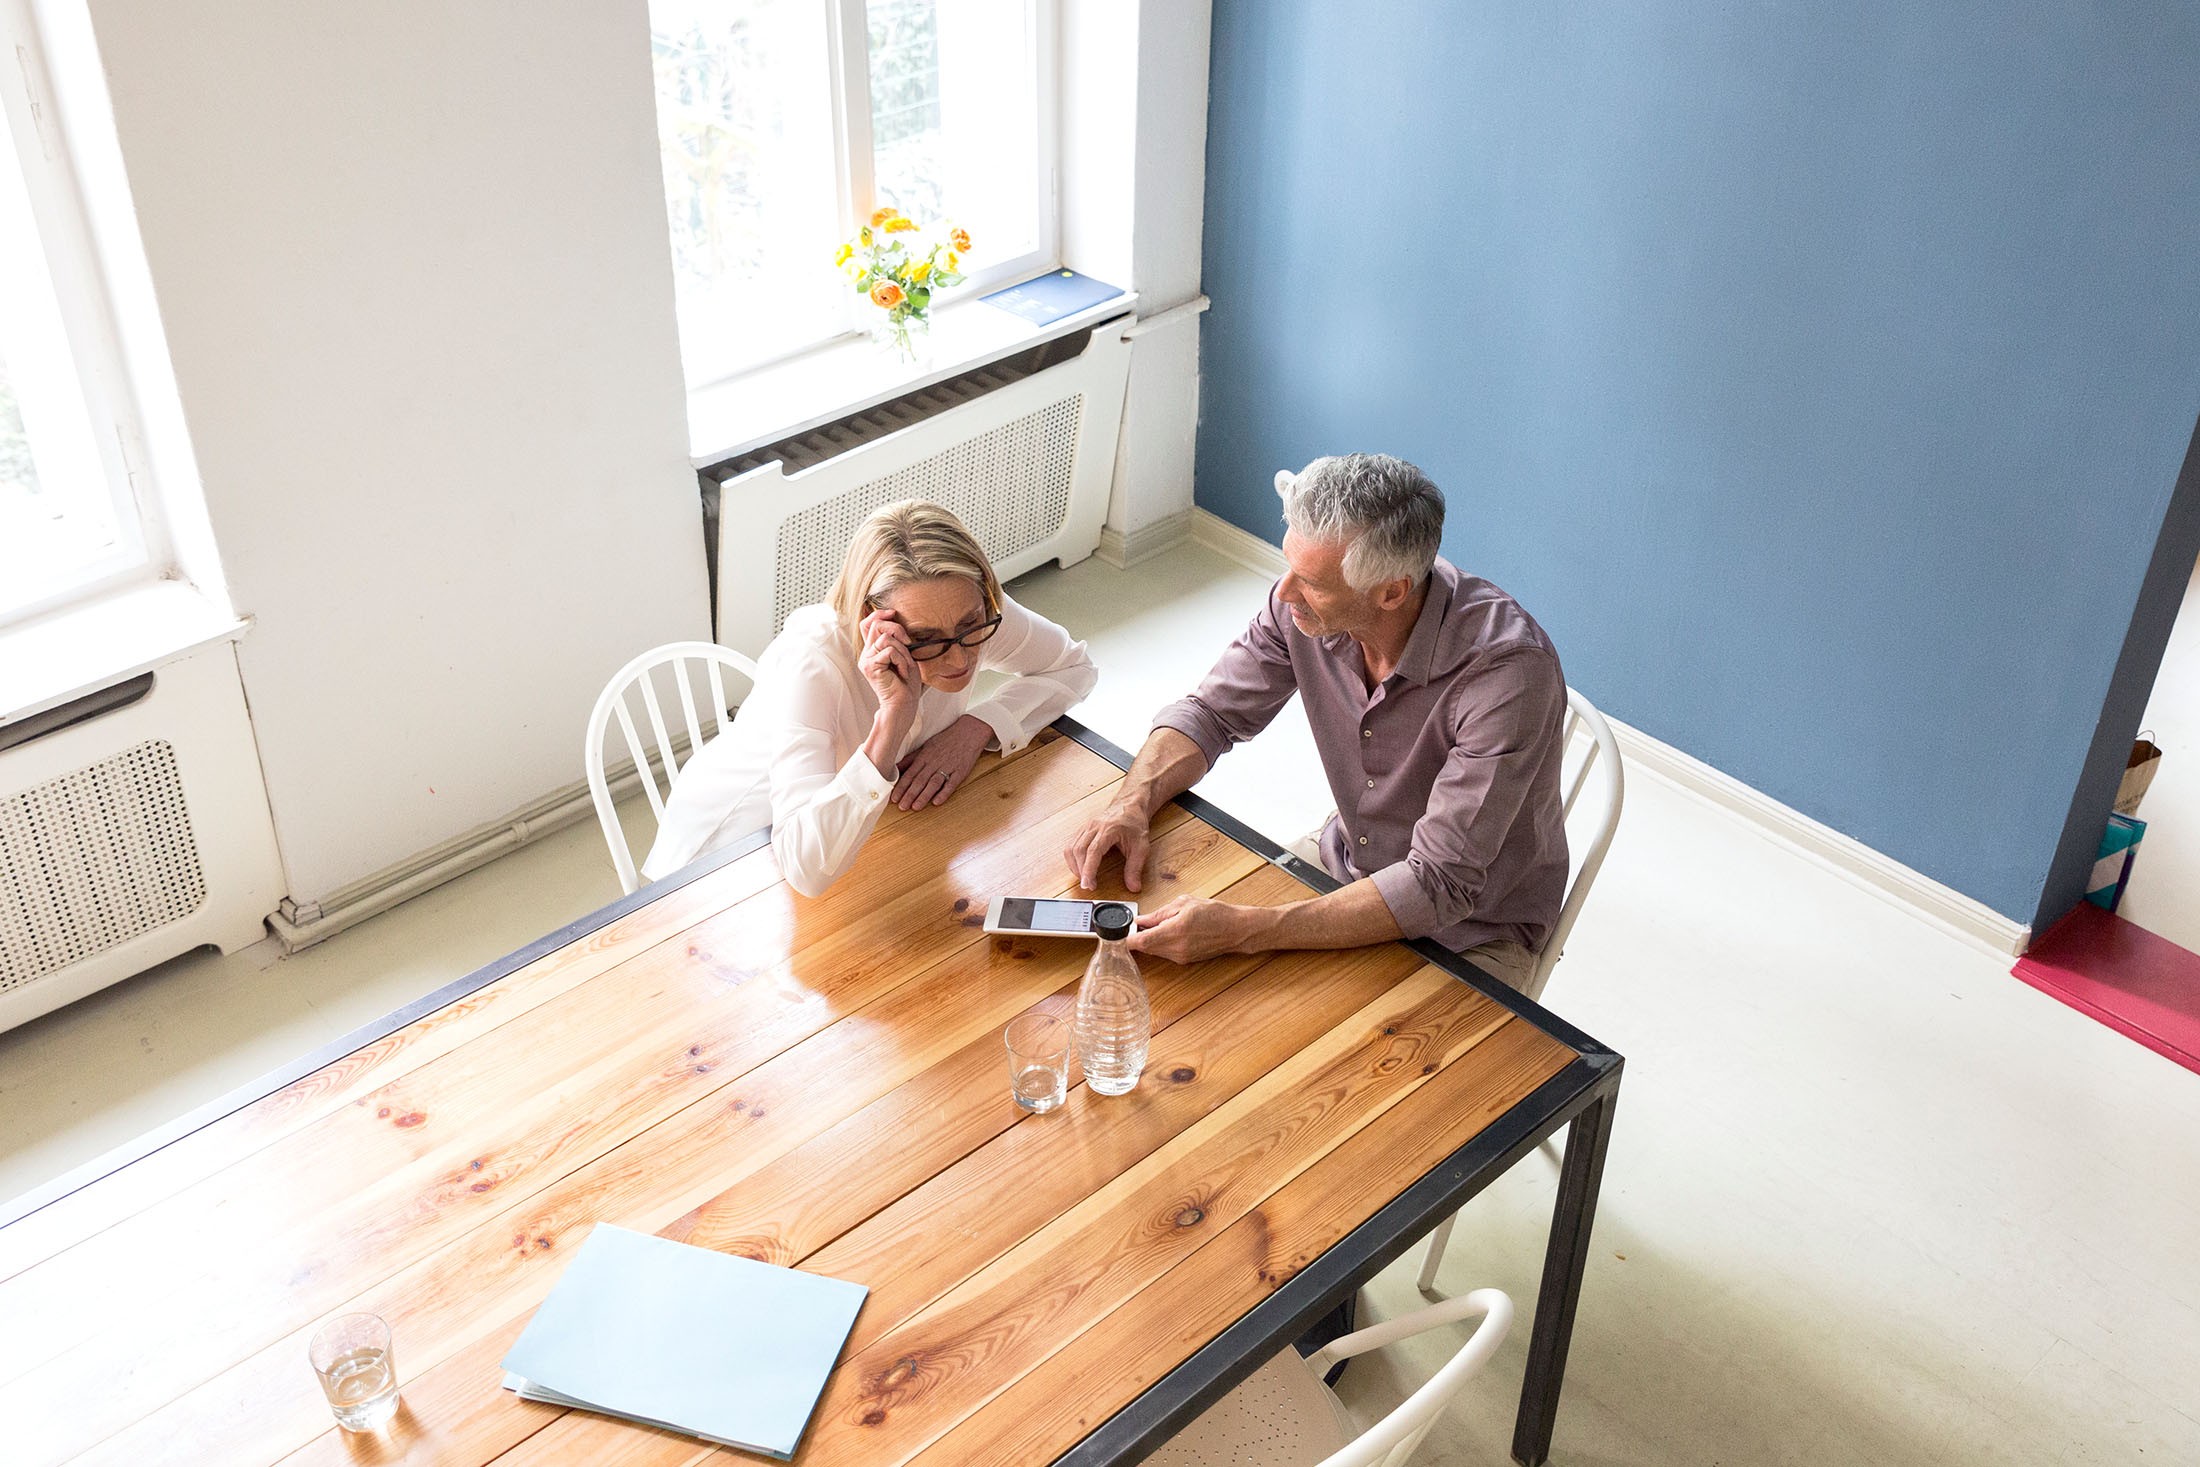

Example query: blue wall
[1197,1,2200,923]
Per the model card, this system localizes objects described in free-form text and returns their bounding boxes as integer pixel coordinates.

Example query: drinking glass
[309,1312,399,1431]
[1004,1011,1072,1113]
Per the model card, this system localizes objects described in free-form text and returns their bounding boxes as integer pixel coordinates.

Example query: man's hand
[893,715,991,810]
[1125,894,1253,965]
[1064,802,1154,892]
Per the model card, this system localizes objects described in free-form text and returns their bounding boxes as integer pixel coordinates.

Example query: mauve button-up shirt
[1154,558,1569,954]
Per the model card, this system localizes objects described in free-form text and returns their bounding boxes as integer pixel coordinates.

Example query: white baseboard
[1190,508,1287,579]
[1095,509,1195,569]
[1608,716,2031,957]
[267,740,682,952]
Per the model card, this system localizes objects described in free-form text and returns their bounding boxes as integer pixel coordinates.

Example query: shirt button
[1365,778,1375,788]
[1357,836,1368,846]
[1362,728,1372,739]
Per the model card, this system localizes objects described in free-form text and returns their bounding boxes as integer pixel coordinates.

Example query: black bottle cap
[1092,901,1134,942]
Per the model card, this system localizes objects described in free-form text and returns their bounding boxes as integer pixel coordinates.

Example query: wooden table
[0,721,1621,1467]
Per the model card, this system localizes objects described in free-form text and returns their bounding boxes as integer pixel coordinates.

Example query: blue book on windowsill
[980,268,1126,326]
[500,1223,868,1459]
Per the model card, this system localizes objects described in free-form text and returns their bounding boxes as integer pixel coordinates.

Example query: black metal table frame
[0,717,1619,1467]
[1052,720,1621,1467]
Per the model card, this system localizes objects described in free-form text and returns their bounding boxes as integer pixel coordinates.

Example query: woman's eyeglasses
[904,614,1003,661]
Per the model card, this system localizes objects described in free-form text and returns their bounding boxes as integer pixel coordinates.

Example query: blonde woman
[642,500,1098,896]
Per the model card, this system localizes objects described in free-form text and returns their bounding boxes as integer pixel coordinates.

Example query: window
[650,0,1053,388]
[0,1,153,626]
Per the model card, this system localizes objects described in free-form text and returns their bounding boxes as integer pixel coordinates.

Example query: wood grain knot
[952,897,970,912]
[1382,1026,1398,1036]
[393,1111,426,1128]
[861,1410,889,1427]
[1174,1206,1206,1228]
[470,1159,484,1171]
[961,914,984,927]
[1167,1066,1196,1084]
[687,1044,702,1057]
[470,1181,494,1193]
[877,1356,921,1391]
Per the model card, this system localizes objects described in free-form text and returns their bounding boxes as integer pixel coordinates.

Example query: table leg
[1511,1084,1617,1466]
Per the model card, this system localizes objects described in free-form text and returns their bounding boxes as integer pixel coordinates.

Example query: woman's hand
[858,610,920,779]
[893,715,993,810]
[859,609,920,722]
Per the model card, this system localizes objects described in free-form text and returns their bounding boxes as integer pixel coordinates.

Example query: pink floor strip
[2013,903,2200,1077]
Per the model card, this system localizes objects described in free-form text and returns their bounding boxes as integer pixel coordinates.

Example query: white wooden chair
[1416,687,1624,1292]
[583,641,758,894]
[1521,686,1626,1003]
[1146,1288,1513,1467]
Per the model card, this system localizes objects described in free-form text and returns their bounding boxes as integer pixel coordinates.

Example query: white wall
[2120,552,2200,951]
[87,0,709,902]
[1112,0,1211,542]
[1061,0,1211,549]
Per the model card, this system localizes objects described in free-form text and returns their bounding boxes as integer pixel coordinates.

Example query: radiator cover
[0,642,284,1032]
[0,739,207,991]
[714,327,1130,655]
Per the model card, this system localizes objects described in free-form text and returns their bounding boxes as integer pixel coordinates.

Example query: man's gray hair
[1274,453,1445,591]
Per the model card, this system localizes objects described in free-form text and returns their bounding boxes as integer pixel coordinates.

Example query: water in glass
[1075,903,1150,1096]
[321,1347,399,1431]
[1012,1063,1066,1112]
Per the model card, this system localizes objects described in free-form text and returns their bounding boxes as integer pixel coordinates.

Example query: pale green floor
[3,542,2197,1464]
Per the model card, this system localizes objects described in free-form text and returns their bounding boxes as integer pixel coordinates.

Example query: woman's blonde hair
[829,499,1003,645]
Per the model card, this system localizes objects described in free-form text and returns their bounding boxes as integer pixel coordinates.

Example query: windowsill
[685,280,1138,468]
[0,580,248,724]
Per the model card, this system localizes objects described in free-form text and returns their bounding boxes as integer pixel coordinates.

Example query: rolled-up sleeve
[1367,649,1565,939]
[1152,585,1300,768]
[962,594,1099,755]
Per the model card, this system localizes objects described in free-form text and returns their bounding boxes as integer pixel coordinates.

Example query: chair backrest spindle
[584,642,762,895]
[1524,687,1625,1002]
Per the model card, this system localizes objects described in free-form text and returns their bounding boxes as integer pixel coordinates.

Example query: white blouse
[640,593,1097,896]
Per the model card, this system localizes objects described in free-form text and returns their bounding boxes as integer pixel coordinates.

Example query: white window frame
[681,0,1059,393]
[0,0,166,632]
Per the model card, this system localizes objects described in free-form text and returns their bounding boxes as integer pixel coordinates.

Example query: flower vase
[870,312,931,366]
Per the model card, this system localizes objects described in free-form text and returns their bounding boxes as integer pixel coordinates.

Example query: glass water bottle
[1075,901,1150,1095]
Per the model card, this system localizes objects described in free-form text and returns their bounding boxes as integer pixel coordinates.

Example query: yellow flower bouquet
[835,208,973,361]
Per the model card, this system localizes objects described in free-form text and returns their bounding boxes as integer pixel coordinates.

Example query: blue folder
[501,1223,868,1459]
[980,268,1127,326]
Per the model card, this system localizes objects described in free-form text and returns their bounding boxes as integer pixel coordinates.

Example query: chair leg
[1415,1210,1457,1293]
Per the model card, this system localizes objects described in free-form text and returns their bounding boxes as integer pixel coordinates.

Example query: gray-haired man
[1064,453,1569,990]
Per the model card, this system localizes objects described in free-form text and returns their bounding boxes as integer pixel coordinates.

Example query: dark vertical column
[1513,1083,1618,1467]
[2034,413,2200,933]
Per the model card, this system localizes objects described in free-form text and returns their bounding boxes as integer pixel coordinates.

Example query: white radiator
[0,642,284,1033]
[713,327,1132,654]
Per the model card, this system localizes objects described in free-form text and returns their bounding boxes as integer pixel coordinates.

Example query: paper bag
[2114,737,2162,817]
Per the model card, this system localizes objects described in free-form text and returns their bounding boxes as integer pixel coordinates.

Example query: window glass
[0,100,138,618]
[868,0,1040,266]
[652,0,1049,389]
[652,0,845,382]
